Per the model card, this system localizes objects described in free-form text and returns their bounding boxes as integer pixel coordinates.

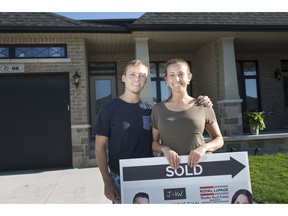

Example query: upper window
[89,62,116,74]
[0,47,9,58]
[0,44,67,59]
[236,61,260,112]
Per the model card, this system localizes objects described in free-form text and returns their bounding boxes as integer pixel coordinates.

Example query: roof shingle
[133,12,288,25]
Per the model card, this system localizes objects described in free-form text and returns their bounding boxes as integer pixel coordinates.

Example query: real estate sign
[120,151,252,204]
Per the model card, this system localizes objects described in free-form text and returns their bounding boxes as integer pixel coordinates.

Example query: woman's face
[165,63,191,92]
[234,194,250,204]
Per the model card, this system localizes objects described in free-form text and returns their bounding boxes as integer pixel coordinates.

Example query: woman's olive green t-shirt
[151,102,216,155]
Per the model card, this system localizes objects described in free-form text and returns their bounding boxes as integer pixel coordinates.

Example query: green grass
[248,152,288,203]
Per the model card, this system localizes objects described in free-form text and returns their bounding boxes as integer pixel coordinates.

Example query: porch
[87,130,288,167]
[219,130,288,155]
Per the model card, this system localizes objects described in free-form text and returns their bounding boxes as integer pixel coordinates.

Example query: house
[0,12,288,172]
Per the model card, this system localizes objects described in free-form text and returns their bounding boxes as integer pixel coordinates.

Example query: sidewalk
[0,167,111,204]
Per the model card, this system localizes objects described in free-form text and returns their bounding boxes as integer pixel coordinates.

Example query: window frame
[236,60,261,112]
[281,60,288,107]
[0,44,67,59]
[88,62,118,129]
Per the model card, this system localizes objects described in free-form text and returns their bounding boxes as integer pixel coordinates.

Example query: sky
[55,12,145,20]
[2,0,286,13]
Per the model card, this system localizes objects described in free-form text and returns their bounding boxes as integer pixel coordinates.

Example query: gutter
[127,24,288,32]
[0,26,131,34]
[2,24,288,34]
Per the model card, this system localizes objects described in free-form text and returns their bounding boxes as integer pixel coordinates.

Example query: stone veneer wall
[217,99,243,136]
[217,133,288,155]
[71,125,90,167]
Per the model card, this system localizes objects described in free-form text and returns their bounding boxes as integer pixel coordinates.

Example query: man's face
[133,197,149,204]
[122,65,148,94]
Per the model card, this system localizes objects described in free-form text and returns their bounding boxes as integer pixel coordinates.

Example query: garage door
[0,73,72,172]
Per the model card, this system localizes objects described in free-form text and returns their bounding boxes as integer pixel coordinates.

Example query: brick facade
[1,31,288,169]
[0,36,90,168]
[236,52,288,131]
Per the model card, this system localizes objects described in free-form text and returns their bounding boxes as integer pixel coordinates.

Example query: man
[133,192,150,204]
[94,59,212,203]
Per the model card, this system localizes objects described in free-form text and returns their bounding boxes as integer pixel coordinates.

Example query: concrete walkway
[0,167,111,204]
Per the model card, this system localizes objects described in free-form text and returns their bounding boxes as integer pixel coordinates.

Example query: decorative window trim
[89,62,117,75]
[0,58,71,63]
[0,44,67,59]
[0,47,9,58]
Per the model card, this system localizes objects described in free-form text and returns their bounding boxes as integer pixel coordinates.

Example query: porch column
[217,37,243,136]
[134,38,153,102]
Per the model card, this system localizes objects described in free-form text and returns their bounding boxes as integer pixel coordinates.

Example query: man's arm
[197,95,213,107]
[95,135,119,201]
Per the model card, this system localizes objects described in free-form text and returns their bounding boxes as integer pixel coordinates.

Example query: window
[0,44,66,59]
[281,60,288,107]
[89,62,116,74]
[0,47,9,58]
[150,62,169,102]
[89,62,117,130]
[236,61,260,112]
[284,76,288,107]
[237,61,261,133]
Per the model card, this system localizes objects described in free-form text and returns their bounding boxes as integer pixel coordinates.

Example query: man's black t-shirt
[93,97,154,174]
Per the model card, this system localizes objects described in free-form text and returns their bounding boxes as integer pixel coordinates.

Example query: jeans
[110,171,121,204]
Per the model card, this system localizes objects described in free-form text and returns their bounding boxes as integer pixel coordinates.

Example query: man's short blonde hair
[123,59,148,75]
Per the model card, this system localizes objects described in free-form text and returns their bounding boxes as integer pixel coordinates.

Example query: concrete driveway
[0,167,111,204]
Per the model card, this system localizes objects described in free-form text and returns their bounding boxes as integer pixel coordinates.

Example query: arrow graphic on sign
[122,156,246,181]
[200,156,246,178]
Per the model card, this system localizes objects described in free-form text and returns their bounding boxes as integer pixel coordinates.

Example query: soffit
[1,31,288,55]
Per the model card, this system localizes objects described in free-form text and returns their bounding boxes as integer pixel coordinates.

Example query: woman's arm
[152,128,180,170]
[188,122,224,167]
[204,121,224,152]
[152,128,163,153]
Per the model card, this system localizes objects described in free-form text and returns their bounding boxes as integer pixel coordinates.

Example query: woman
[151,58,224,170]
[231,189,253,204]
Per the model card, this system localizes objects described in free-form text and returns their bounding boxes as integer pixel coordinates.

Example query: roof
[134,12,288,25]
[0,12,86,27]
[1,12,288,33]
[0,12,130,33]
[131,12,288,31]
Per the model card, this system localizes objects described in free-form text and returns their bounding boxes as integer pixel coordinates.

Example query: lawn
[248,152,288,203]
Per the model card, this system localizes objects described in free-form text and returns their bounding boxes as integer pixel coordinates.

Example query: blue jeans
[110,171,121,204]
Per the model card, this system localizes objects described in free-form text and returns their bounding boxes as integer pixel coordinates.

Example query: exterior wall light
[73,71,81,89]
[254,148,261,155]
[274,68,282,81]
